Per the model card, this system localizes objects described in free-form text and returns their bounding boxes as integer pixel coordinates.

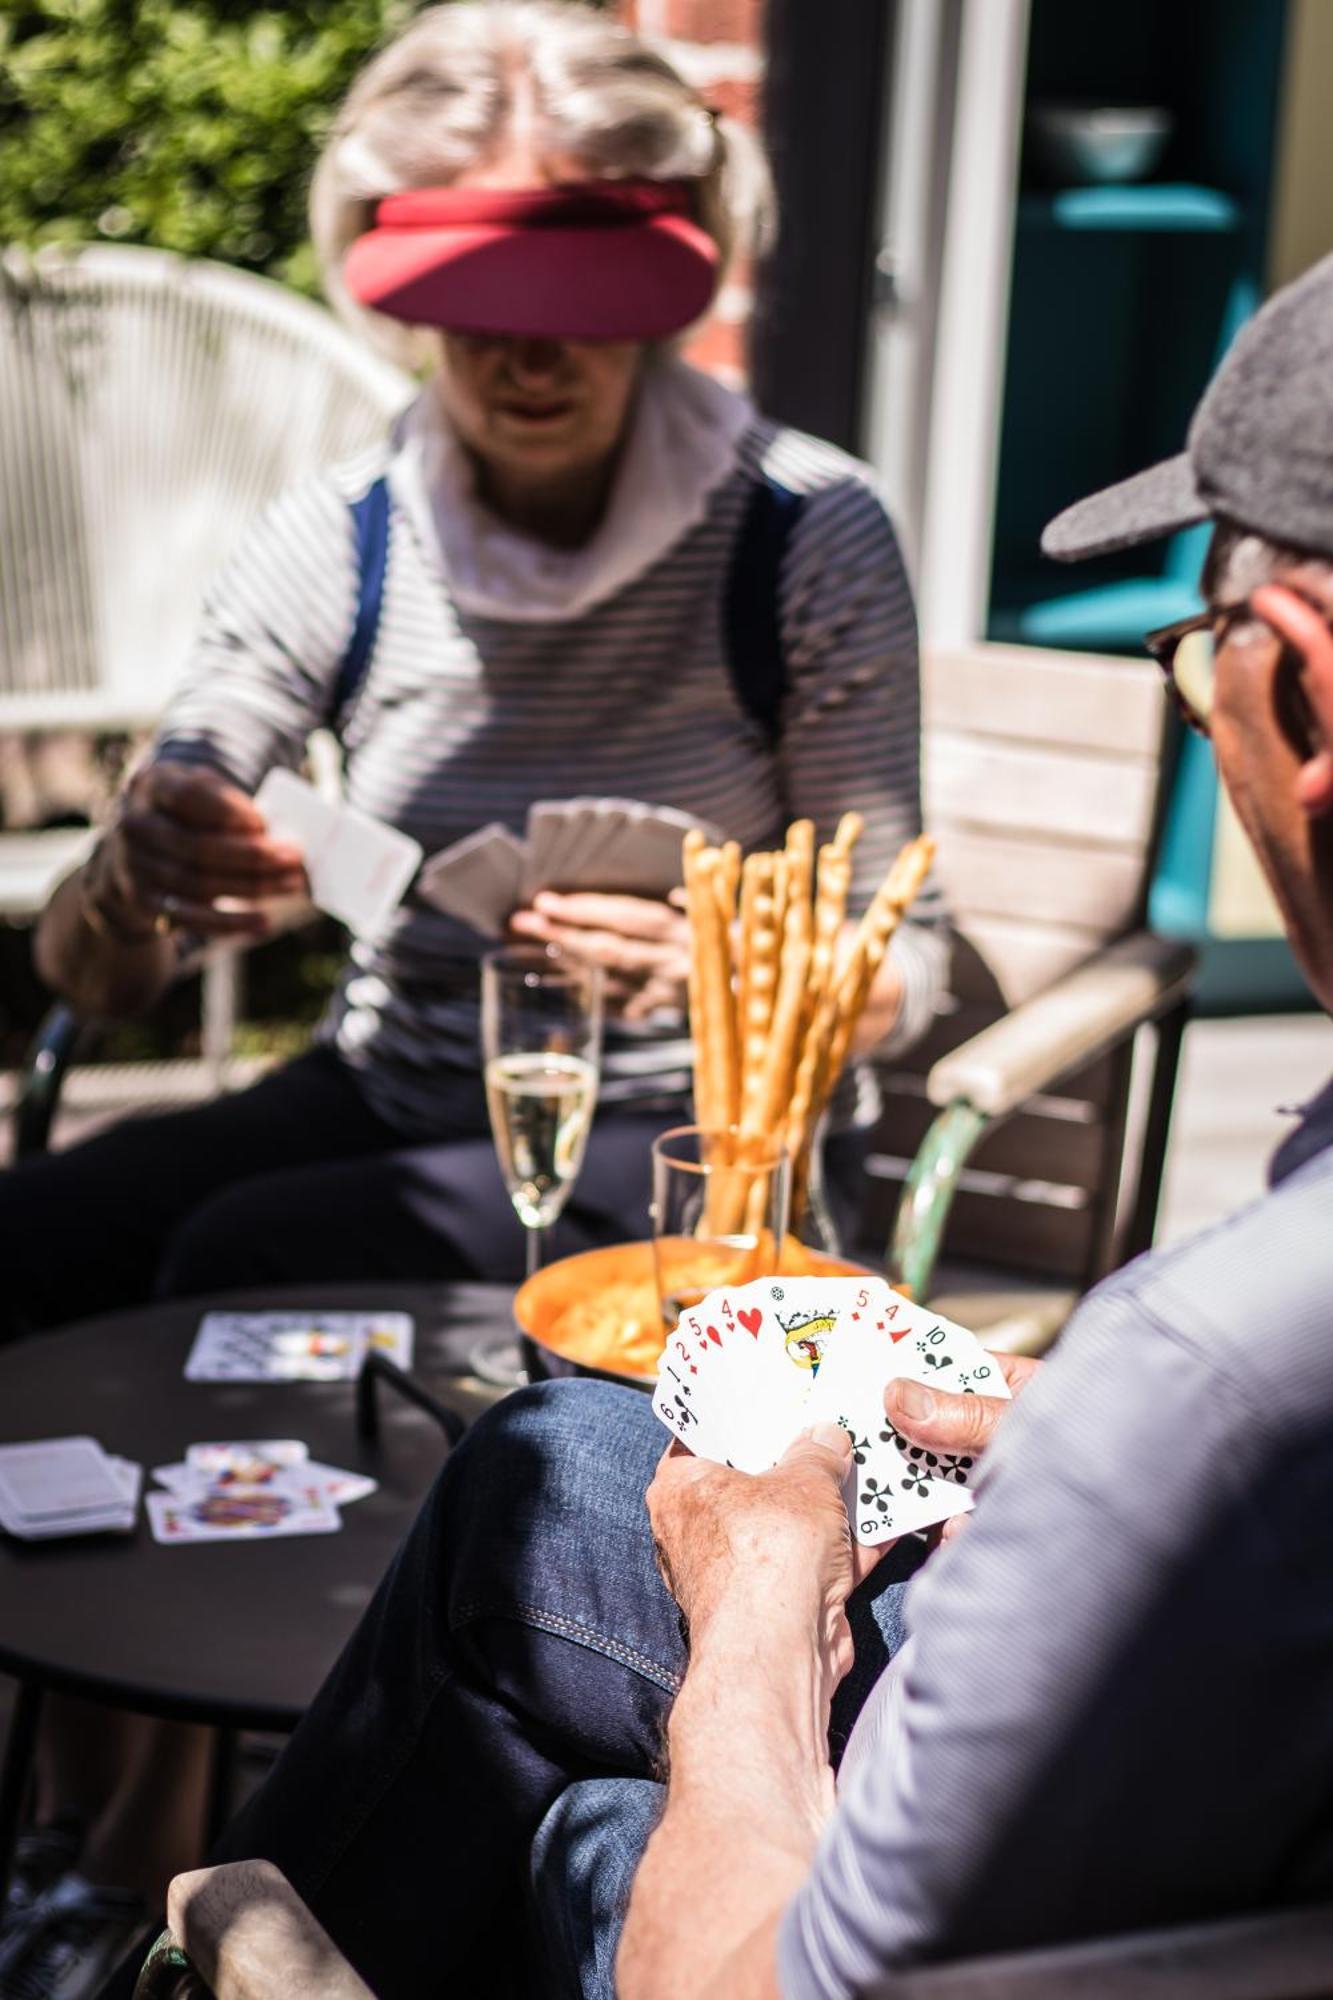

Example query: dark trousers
[213,1380,920,1999]
[0,1049,684,1344]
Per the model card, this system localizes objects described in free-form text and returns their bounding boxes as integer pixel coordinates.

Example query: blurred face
[1208,562,1333,1010]
[438,327,643,489]
[434,143,645,498]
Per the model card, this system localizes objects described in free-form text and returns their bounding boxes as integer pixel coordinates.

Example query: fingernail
[890,1379,934,1419]
[809,1421,851,1457]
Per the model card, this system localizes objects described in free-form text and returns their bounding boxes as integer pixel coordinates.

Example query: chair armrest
[166,1862,374,2000]
[14,1003,85,1160]
[887,933,1196,1305]
[925,931,1196,1121]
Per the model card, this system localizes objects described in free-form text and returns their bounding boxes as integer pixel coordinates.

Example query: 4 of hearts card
[652,1277,1010,1545]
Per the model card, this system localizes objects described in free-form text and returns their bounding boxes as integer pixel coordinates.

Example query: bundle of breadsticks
[682,817,935,1229]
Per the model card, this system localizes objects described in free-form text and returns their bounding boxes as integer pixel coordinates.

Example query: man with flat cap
[206,256,1333,2000]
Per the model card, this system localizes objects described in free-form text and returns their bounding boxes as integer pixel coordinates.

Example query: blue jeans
[216,1379,919,1999]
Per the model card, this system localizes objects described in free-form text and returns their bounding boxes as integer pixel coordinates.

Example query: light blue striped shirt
[781,1075,1333,1992]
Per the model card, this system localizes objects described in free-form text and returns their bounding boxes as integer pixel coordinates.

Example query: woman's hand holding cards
[509,890,691,1019]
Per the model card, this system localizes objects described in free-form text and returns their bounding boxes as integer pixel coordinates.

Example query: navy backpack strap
[723,472,805,745]
[331,475,391,730]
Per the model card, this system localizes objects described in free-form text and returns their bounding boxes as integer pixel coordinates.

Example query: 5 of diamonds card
[652,1277,1010,1545]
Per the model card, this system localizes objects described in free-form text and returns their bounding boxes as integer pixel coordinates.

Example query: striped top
[155,405,947,1138]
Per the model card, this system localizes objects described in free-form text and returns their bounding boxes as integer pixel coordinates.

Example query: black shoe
[1,1817,85,1923]
[0,1874,151,2000]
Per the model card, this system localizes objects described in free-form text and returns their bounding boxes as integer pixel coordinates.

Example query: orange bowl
[514,1238,879,1389]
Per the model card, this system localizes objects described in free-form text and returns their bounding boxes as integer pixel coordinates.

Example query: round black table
[0,1281,514,1894]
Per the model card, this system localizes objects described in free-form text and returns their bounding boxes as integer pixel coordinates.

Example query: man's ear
[1251,584,1333,818]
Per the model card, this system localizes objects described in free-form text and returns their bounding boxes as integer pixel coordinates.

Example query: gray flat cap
[1042,250,1333,563]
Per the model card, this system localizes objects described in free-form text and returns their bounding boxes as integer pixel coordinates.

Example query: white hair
[310,0,775,365]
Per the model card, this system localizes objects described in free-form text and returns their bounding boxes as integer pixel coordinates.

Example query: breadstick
[831,810,863,858]
[738,853,782,1133]
[682,833,715,1130]
[785,839,854,1167]
[698,850,741,1136]
[715,840,742,929]
[783,819,815,946]
[815,834,936,1121]
[753,888,813,1140]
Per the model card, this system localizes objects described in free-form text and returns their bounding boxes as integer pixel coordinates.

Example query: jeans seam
[454,1596,683,1695]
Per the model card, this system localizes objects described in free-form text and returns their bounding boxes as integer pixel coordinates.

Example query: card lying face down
[417,798,722,935]
[652,1278,1010,1545]
[254,768,423,935]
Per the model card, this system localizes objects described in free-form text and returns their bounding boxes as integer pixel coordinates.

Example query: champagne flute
[469,944,603,1384]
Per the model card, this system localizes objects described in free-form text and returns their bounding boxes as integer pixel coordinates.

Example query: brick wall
[616,0,768,385]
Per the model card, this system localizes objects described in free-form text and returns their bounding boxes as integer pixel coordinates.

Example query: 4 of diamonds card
[651,1277,1010,1545]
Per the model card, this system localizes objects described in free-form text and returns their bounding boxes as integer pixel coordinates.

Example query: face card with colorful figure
[145,1488,342,1544]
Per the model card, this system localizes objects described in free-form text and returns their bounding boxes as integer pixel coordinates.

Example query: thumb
[780,1422,853,1476]
[883,1377,1005,1456]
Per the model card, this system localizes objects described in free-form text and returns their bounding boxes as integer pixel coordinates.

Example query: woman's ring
[155,894,181,935]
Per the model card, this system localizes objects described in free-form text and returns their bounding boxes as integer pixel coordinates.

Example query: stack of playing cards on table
[147,1440,377,1545]
[0,1437,142,1540]
[184,1309,414,1383]
[653,1278,1011,1546]
[417,798,722,936]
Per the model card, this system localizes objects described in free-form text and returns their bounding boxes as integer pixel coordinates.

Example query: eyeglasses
[1144,593,1333,738]
[1142,602,1246,736]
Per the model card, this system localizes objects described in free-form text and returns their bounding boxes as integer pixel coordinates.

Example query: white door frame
[864,0,1032,650]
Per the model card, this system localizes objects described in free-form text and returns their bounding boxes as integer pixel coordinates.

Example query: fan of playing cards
[653,1277,1010,1545]
[418,797,721,936]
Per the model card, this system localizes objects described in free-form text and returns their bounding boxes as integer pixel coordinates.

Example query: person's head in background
[1043,252,1333,1015]
[308,0,772,540]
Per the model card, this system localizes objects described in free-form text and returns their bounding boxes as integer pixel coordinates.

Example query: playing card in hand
[652,1278,1010,1545]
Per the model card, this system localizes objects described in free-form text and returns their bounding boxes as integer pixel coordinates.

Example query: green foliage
[0,0,418,293]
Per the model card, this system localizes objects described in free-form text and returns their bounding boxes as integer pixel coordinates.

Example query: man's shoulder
[1085,1136,1333,1416]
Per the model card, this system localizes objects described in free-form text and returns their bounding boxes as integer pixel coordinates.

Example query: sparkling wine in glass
[469,945,603,1384]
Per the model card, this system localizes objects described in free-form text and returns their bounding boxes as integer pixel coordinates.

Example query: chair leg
[1121,996,1191,1263]
[201,952,241,1095]
[0,1680,44,1903]
[203,1727,239,1853]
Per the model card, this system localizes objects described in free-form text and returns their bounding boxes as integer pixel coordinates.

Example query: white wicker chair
[0,243,411,1111]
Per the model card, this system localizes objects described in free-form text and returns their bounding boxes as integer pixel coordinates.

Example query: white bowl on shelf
[1028,104,1174,187]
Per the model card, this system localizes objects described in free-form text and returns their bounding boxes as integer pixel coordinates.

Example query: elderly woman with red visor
[17,0,947,1335]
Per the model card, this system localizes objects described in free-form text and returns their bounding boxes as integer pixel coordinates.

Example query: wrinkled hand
[883,1352,1039,1541]
[95,761,307,940]
[647,1425,884,1683]
[509,891,690,1020]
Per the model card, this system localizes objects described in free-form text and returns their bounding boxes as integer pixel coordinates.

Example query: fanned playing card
[652,1278,1010,1545]
[184,1310,414,1383]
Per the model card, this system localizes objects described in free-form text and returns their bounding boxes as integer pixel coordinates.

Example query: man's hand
[97,761,307,940]
[508,890,690,1019]
[648,1424,876,1692]
[884,1351,1039,1540]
